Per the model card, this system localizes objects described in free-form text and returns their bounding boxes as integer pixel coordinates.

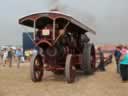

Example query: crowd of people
[0,48,34,68]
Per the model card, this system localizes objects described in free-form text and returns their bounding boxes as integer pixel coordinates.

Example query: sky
[0,0,128,45]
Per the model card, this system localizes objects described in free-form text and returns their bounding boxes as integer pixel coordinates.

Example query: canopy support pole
[64,21,70,30]
[53,21,70,45]
[53,19,56,40]
[33,20,36,40]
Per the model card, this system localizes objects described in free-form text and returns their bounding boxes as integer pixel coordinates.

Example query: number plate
[42,29,50,36]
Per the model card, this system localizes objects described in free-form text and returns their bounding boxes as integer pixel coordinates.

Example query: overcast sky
[0,0,128,45]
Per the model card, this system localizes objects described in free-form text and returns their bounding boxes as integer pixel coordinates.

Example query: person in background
[20,48,24,63]
[24,49,30,62]
[8,48,13,67]
[97,46,105,71]
[114,46,122,73]
[2,48,8,66]
[29,49,33,61]
[15,48,22,68]
[0,50,4,65]
[119,46,128,82]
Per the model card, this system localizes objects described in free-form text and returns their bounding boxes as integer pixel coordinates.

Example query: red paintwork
[35,39,52,47]
[71,55,82,65]
[45,65,64,71]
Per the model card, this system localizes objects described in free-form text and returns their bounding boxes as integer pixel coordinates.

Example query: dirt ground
[0,58,128,96]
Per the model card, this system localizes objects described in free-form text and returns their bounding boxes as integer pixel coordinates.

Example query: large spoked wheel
[82,43,96,74]
[31,54,44,82]
[65,54,76,83]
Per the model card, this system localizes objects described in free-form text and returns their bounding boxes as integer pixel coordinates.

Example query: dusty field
[0,59,128,96]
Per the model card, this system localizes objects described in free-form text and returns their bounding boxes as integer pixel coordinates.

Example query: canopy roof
[19,11,96,34]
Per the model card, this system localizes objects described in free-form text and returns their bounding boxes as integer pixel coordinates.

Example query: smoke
[47,0,96,30]
[48,0,65,11]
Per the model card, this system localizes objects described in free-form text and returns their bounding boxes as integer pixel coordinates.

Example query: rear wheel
[82,43,96,74]
[31,54,44,82]
[65,54,76,83]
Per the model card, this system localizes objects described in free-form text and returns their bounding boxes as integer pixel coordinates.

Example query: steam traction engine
[19,11,96,83]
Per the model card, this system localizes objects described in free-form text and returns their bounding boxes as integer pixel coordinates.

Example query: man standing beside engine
[97,46,105,71]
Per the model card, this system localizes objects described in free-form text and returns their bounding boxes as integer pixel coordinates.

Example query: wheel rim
[31,55,43,82]
[34,57,43,79]
[91,49,96,70]
[65,54,76,83]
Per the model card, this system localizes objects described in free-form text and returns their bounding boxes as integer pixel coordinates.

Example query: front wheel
[31,54,44,82]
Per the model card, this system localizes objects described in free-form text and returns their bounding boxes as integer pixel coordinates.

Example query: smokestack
[49,0,67,12]
[49,0,60,11]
